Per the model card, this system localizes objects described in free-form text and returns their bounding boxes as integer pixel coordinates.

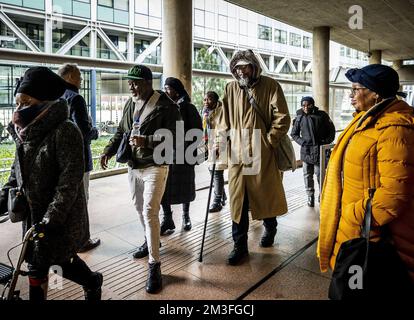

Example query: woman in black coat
[0,67,102,300]
[160,77,203,234]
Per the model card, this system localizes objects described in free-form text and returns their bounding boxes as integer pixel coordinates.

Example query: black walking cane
[199,162,216,262]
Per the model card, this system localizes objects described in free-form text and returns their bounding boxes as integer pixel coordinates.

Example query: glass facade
[53,0,91,19]
[0,0,44,10]
[97,0,129,25]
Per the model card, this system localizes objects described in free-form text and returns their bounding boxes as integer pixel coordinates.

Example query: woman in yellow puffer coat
[317,64,414,290]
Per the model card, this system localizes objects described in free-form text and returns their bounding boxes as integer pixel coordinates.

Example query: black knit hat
[15,67,68,101]
[345,64,406,99]
[164,77,187,96]
[301,96,315,105]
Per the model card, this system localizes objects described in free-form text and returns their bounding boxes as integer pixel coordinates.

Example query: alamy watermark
[348,5,363,30]
[138,123,263,176]
[48,265,63,290]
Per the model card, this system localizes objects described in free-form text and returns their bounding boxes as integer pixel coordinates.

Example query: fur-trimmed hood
[229,49,262,83]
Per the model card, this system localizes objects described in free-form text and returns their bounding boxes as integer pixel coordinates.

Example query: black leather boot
[308,195,315,207]
[182,211,192,231]
[209,202,222,213]
[260,227,277,247]
[160,213,175,235]
[221,190,227,206]
[133,241,162,259]
[133,240,148,259]
[83,272,103,301]
[146,262,162,294]
[227,245,249,265]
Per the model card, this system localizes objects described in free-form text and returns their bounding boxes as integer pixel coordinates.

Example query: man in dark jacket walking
[100,65,181,294]
[291,96,335,207]
[58,63,100,252]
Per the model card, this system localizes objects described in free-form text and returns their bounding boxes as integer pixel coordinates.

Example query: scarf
[202,106,214,143]
[317,111,365,272]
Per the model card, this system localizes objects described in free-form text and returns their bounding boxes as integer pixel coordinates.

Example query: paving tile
[244,264,330,300]
[292,242,332,280]
[183,244,291,297]
[127,270,233,300]
[78,230,135,267]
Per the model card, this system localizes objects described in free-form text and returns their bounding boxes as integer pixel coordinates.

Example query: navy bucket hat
[345,64,406,99]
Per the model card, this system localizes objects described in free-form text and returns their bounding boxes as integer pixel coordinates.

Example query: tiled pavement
[0,163,330,300]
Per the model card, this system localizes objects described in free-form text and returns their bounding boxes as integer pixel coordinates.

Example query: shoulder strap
[244,88,270,131]
[362,188,376,271]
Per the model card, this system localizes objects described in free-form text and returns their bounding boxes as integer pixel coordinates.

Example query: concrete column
[312,26,330,113]
[44,0,53,54]
[369,50,382,64]
[392,59,403,71]
[128,0,135,62]
[90,69,97,126]
[90,25,97,59]
[162,0,193,95]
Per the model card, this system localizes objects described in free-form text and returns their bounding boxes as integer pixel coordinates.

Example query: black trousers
[232,189,278,247]
[28,255,98,300]
[209,169,226,204]
[162,203,190,216]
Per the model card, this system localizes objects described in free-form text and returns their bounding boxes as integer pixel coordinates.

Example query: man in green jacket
[100,65,181,294]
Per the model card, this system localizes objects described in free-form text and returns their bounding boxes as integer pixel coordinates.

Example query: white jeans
[128,166,169,264]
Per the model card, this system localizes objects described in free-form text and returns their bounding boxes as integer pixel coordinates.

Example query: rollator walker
[0,213,44,300]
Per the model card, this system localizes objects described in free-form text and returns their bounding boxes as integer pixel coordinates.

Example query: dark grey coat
[1,99,89,266]
[161,96,202,205]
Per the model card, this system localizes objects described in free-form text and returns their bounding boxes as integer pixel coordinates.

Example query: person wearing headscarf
[160,77,202,234]
[318,64,414,297]
[291,96,335,207]
[201,91,227,212]
[0,66,102,300]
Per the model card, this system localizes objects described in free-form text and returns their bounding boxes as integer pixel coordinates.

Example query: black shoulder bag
[329,188,413,299]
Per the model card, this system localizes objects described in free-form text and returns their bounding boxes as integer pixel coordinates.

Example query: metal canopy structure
[226,0,414,61]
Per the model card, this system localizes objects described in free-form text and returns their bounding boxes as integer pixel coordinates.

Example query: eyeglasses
[350,87,367,95]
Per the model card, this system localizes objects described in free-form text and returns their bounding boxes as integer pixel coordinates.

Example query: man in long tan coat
[216,49,290,265]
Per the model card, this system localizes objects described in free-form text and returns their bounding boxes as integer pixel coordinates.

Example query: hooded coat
[216,50,290,223]
[0,99,89,266]
[317,98,414,283]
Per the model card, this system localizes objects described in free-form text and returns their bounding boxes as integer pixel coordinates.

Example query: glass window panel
[289,32,301,47]
[149,0,161,17]
[194,0,204,10]
[205,11,214,29]
[274,29,287,44]
[258,24,272,41]
[135,0,148,14]
[218,15,227,31]
[194,9,204,27]
[228,17,236,33]
[114,0,128,11]
[98,0,113,7]
[303,36,311,49]
[135,13,148,28]
[239,20,248,36]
